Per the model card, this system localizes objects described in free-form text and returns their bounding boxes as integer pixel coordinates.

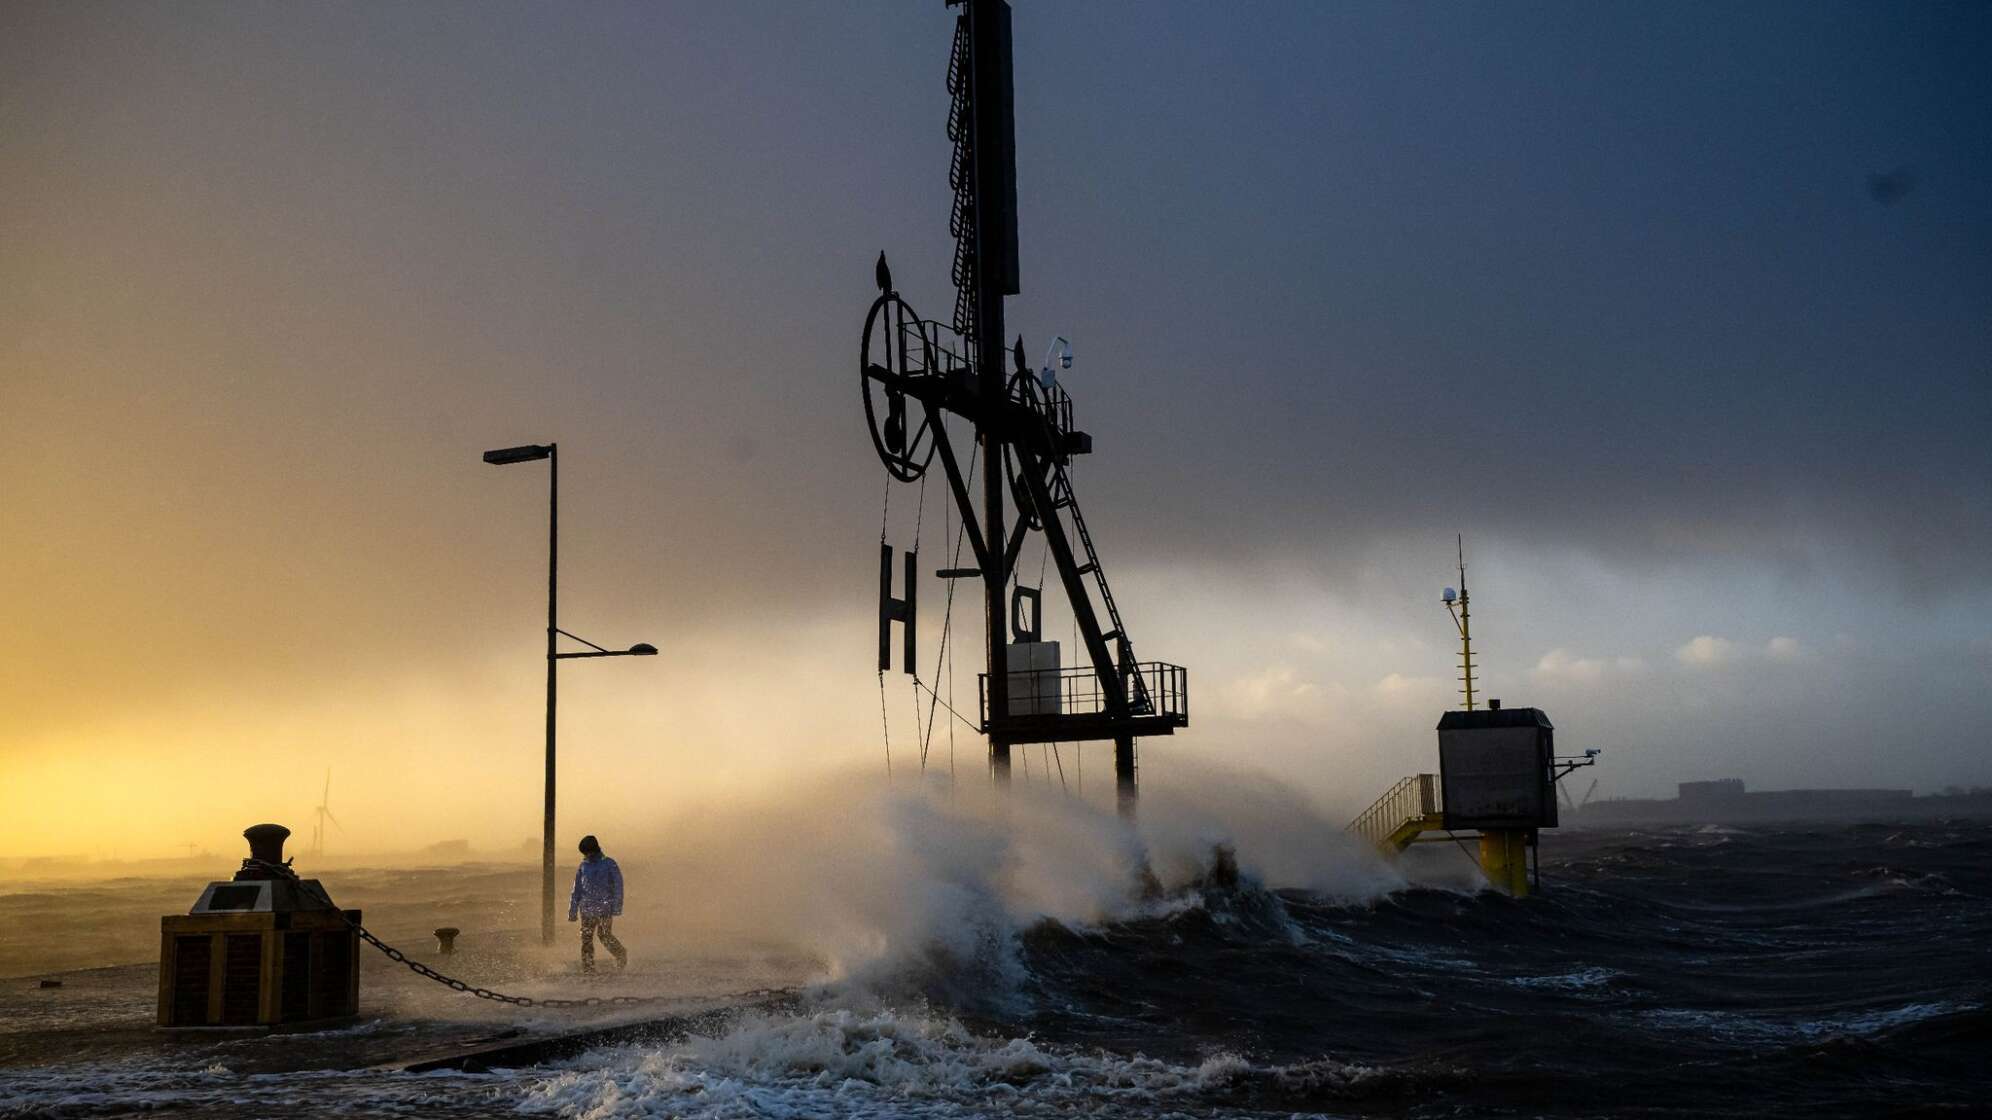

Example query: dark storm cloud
[985,2,1992,596]
[4,0,1987,639]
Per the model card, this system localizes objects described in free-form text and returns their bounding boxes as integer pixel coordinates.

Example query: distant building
[1578,779,1929,825]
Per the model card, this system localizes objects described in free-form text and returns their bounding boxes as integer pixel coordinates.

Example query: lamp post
[483,442,657,945]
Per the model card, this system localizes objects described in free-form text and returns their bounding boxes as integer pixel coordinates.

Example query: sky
[3,1,1988,862]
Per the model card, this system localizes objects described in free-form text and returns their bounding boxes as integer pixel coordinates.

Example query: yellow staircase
[1348,773,1445,854]
[1349,772,1538,896]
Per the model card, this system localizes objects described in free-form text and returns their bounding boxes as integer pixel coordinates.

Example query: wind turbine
[311,770,341,858]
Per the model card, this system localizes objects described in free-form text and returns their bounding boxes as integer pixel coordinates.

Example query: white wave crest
[516,1003,1367,1120]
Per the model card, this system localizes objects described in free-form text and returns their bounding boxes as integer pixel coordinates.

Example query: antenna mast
[1444,535,1477,711]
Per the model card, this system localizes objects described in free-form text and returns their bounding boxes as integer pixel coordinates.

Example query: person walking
[567,834,626,972]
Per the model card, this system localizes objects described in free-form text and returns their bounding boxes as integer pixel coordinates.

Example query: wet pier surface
[0,952,806,1120]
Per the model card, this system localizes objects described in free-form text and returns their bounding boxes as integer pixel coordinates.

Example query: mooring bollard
[157,823,362,1029]
[434,927,460,955]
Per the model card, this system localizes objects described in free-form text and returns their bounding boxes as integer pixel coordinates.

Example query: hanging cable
[919,437,978,772]
[946,575,958,794]
[912,678,982,733]
[909,471,929,776]
[878,670,893,783]
[879,475,892,545]
[917,469,946,772]
[878,474,895,783]
[1071,523,1081,799]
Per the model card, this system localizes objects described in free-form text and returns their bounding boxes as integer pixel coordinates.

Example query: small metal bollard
[433,927,461,955]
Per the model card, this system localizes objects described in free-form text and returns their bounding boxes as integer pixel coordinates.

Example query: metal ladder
[1017,379,1154,715]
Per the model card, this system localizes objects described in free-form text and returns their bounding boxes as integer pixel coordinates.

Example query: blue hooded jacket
[568,854,623,919]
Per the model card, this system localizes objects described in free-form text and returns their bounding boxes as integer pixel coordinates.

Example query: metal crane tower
[857,0,1187,816]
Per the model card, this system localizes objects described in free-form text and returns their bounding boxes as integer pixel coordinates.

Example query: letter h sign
[878,543,916,673]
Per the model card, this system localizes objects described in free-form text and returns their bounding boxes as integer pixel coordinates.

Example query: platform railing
[898,316,1079,442]
[900,317,972,383]
[1348,773,1441,850]
[978,661,1188,729]
[1013,372,1076,445]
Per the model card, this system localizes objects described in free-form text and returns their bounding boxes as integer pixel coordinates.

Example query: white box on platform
[1007,640,1062,716]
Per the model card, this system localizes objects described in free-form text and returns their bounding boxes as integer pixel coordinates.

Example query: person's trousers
[580,914,626,971]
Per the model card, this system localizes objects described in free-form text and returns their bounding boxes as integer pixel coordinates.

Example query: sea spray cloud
[603,762,1404,1008]
[1134,762,1407,901]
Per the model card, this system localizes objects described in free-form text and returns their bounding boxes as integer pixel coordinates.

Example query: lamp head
[483,444,553,465]
[1442,587,1457,604]
[628,643,659,656]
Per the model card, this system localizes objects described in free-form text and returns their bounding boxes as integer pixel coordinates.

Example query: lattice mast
[952,0,1020,789]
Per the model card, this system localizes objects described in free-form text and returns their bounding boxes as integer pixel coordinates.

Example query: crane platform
[978,662,1187,745]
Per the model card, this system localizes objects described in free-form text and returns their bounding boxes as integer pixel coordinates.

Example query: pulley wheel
[860,290,939,482]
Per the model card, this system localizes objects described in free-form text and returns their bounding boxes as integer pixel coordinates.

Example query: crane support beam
[925,400,991,569]
[965,0,1020,788]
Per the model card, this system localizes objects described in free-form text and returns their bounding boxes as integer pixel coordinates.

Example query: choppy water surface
[4,820,1987,1118]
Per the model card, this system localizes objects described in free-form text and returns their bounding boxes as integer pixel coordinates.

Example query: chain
[236,859,793,1011]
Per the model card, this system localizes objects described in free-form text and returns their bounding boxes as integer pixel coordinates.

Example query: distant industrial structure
[1573,779,1992,824]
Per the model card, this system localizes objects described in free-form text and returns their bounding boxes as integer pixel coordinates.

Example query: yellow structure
[1344,543,1565,897]
[1476,829,1532,896]
[1346,776,1537,897]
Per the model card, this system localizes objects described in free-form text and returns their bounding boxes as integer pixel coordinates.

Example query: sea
[1,803,1986,1118]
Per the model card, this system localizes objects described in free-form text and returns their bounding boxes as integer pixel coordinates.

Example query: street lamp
[554,631,659,660]
[483,442,656,946]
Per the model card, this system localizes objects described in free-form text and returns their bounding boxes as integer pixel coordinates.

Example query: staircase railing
[1348,773,1441,850]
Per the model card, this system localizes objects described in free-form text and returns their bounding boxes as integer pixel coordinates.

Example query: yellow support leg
[1478,829,1532,897]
